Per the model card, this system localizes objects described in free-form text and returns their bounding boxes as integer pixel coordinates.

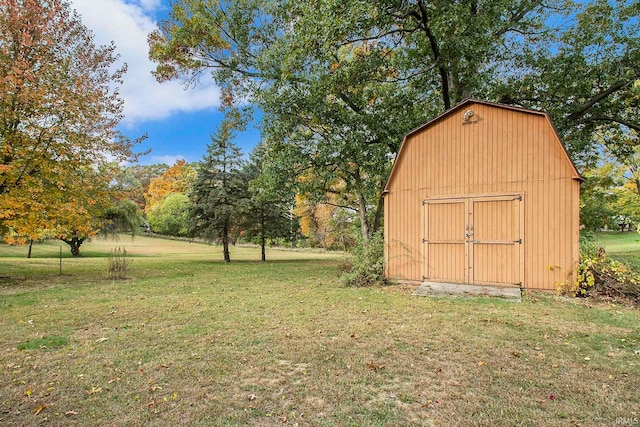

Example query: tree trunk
[414,0,451,110]
[371,192,385,234]
[222,220,231,262]
[61,236,85,257]
[358,192,370,244]
[27,239,33,258]
[289,205,296,248]
[260,212,266,262]
[352,169,371,244]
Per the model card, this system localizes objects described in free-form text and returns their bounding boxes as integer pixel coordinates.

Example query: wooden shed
[383,99,582,292]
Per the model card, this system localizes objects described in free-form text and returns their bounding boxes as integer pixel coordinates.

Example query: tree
[294,187,356,250]
[189,113,247,262]
[579,164,618,231]
[610,184,640,230]
[0,0,144,248]
[582,142,640,231]
[493,0,639,165]
[113,163,170,211]
[102,198,145,237]
[144,159,197,213]
[241,142,293,260]
[148,193,190,236]
[609,132,640,200]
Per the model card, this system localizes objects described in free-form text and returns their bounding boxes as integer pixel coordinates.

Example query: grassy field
[596,231,640,271]
[0,236,639,426]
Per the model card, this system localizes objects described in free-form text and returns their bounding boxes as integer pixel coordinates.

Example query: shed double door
[423,195,523,286]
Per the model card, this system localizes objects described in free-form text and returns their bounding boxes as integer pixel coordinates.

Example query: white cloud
[69,0,220,126]
[139,0,162,11]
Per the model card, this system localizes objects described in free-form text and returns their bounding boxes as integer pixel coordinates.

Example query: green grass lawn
[595,231,640,271]
[0,236,639,426]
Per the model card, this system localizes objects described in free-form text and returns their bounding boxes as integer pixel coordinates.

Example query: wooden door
[423,195,522,286]
[468,196,522,286]
[423,198,468,283]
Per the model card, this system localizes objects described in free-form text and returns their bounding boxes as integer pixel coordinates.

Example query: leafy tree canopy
[149,0,638,242]
[148,193,191,237]
[144,159,197,213]
[0,0,146,247]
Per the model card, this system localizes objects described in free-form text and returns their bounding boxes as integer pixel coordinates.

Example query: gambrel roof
[383,99,583,194]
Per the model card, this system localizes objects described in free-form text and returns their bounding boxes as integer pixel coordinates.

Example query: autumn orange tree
[144,159,196,214]
[0,0,143,255]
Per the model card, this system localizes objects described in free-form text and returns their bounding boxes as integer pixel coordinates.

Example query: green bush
[340,232,387,287]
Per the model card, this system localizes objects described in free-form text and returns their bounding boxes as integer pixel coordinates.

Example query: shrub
[106,247,132,280]
[558,234,640,304]
[340,232,387,287]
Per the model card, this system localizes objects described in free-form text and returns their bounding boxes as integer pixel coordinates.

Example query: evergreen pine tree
[190,117,247,262]
[241,142,294,261]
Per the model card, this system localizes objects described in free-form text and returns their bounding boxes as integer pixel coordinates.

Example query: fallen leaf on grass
[33,404,46,415]
[86,386,102,395]
[477,361,485,367]
[548,394,556,400]
[24,387,32,396]
[64,411,78,416]
[366,362,385,371]
[511,351,521,357]
[95,337,109,343]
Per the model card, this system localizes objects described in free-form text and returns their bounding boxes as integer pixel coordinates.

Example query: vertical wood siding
[384,102,581,290]
[425,200,467,283]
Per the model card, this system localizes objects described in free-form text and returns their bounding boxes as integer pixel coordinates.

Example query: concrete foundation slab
[413,281,522,301]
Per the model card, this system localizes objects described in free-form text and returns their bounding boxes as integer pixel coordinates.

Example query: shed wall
[384,102,580,290]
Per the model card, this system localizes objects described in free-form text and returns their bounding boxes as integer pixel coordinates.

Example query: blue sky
[69,0,262,165]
